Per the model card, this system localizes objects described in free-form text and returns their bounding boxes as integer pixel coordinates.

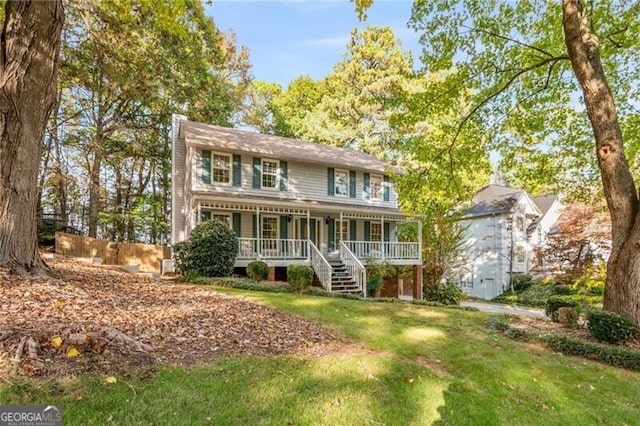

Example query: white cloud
[298,35,350,49]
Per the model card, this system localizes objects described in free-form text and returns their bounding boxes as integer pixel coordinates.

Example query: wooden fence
[55,232,171,273]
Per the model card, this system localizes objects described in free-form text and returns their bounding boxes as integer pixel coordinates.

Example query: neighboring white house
[452,185,562,300]
[170,115,423,297]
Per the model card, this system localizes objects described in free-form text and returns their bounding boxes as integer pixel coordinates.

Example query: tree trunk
[562,0,640,323]
[0,1,64,273]
[88,150,102,238]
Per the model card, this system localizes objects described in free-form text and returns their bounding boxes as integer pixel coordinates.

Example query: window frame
[261,216,279,240]
[335,220,349,244]
[261,158,279,190]
[369,174,383,200]
[370,222,382,242]
[516,246,525,263]
[334,169,349,197]
[203,151,232,185]
[199,210,231,226]
[516,216,525,232]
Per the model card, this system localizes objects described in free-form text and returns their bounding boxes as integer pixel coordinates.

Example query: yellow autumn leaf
[105,376,117,384]
[51,336,63,348]
[67,347,81,358]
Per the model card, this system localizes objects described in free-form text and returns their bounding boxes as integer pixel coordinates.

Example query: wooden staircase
[327,259,361,294]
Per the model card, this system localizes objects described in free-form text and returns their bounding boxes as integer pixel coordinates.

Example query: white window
[200,211,230,226]
[212,153,231,184]
[370,222,382,242]
[262,159,279,189]
[459,278,473,289]
[516,246,525,263]
[335,169,349,197]
[212,214,231,225]
[516,216,525,232]
[370,174,383,200]
[262,216,278,239]
[336,220,349,244]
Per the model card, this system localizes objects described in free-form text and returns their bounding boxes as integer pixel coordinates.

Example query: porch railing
[237,238,309,260]
[340,241,367,297]
[309,241,332,291]
[343,241,421,262]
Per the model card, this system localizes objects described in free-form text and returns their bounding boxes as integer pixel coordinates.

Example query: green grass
[2,288,639,425]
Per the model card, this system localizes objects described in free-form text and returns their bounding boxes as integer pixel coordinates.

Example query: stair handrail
[340,241,367,297]
[309,240,332,291]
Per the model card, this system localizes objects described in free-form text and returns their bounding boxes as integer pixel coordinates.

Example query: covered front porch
[193,197,422,297]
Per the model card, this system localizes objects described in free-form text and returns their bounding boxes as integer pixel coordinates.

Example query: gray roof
[464,185,525,217]
[531,194,558,215]
[180,120,394,173]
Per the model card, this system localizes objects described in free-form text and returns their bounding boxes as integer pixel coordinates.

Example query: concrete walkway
[461,301,547,319]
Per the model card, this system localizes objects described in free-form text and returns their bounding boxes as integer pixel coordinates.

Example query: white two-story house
[453,185,561,299]
[171,115,422,298]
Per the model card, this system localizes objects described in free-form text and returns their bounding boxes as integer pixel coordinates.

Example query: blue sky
[207,0,421,87]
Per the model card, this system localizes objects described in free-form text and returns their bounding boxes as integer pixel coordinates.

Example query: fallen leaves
[0,257,347,378]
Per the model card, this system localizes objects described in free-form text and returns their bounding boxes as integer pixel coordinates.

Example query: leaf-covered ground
[0,257,347,378]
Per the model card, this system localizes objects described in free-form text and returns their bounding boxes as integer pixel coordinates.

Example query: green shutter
[349,220,357,241]
[279,161,288,191]
[364,221,371,241]
[280,215,288,239]
[200,210,211,222]
[202,150,211,184]
[232,155,242,187]
[252,157,261,188]
[328,219,335,251]
[384,222,390,242]
[349,170,356,198]
[383,175,390,201]
[252,214,257,238]
[232,213,241,236]
[327,167,335,196]
[310,218,317,243]
[363,173,370,200]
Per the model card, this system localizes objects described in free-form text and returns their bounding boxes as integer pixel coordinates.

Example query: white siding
[190,150,398,209]
[171,114,188,244]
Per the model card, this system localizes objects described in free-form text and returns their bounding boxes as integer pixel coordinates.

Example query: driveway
[461,301,547,319]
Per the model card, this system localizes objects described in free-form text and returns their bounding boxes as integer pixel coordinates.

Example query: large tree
[355,0,640,323]
[0,1,64,273]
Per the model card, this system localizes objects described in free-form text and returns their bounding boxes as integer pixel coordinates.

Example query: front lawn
[3,286,639,425]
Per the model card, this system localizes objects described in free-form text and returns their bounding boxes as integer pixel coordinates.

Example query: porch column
[306,209,310,247]
[256,206,261,258]
[197,203,201,225]
[381,216,385,261]
[339,211,343,249]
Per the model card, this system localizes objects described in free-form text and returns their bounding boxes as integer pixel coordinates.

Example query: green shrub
[424,281,466,306]
[247,260,270,282]
[545,296,580,322]
[511,274,534,291]
[486,314,510,332]
[543,335,640,370]
[287,264,313,292]
[172,240,192,275]
[553,284,574,295]
[557,307,581,329]
[586,309,638,344]
[173,220,238,277]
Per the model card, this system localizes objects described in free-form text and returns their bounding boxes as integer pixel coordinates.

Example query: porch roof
[191,192,411,221]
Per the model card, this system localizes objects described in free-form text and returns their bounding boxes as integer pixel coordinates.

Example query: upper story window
[516,216,525,232]
[212,153,231,184]
[370,174,383,200]
[262,159,279,189]
[335,169,349,197]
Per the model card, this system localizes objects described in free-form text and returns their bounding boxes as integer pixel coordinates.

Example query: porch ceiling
[192,193,410,221]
